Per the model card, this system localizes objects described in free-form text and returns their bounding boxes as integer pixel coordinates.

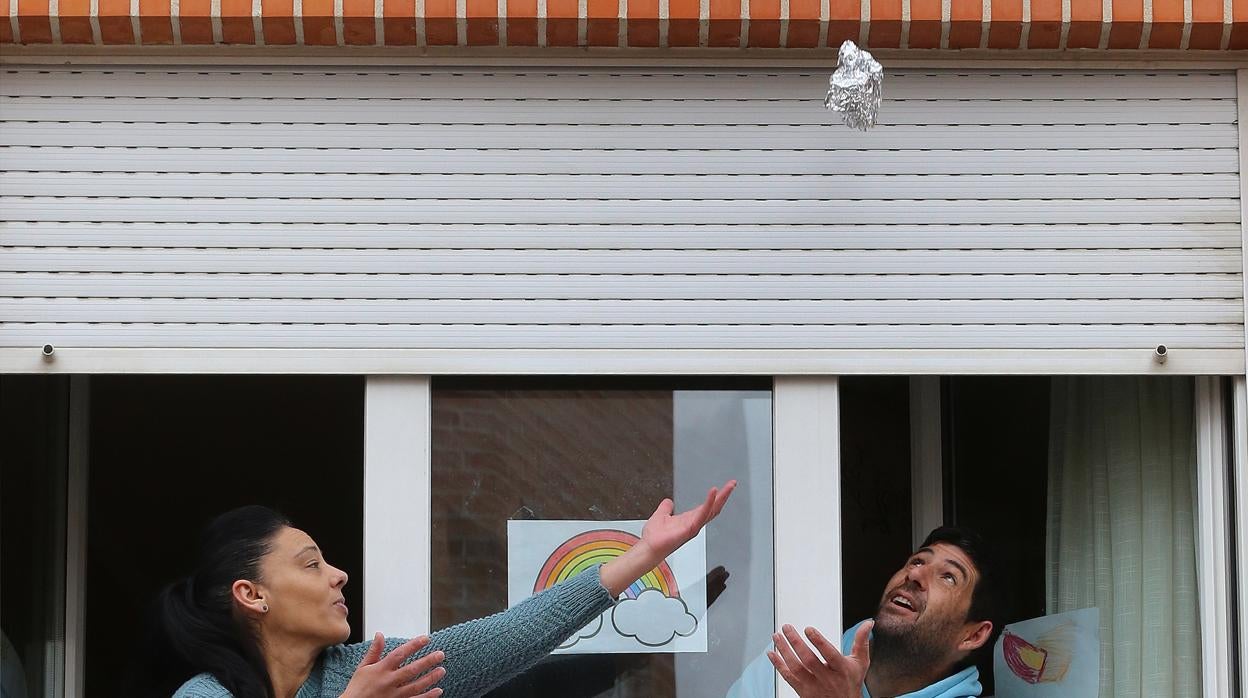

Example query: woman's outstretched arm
[324,481,736,698]
[600,481,734,597]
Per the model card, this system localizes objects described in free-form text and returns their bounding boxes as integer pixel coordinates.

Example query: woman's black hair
[133,505,290,698]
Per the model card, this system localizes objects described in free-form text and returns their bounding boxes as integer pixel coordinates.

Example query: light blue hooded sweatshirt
[724,620,981,698]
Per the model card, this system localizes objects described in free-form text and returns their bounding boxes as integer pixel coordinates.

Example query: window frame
[772,377,843,698]
[1195,377,1238,698]
[63,376,89,698]
[1234,376,1248,698]
[363,376,433,638]
[50,373,1237,696]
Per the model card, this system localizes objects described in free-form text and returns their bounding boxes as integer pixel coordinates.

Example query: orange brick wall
[5,0,1243,47]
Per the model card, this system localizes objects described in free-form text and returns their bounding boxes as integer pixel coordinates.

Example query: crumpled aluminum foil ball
[824,40,884,131]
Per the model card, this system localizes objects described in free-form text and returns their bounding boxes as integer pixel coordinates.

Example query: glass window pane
[838,377,912,627]
[1029,376,1201,698]
[946,377,1050,633]
[83,376,366,695]
[841,376,1203,698]
[431,379,774,698]
[1,376,70,698]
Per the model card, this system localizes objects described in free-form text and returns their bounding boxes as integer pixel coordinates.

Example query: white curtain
[1046,377,1201,698]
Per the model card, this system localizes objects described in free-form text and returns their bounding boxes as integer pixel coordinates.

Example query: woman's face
[254,526,352,646]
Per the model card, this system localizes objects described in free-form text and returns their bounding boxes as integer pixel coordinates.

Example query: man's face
[872,542,980,663]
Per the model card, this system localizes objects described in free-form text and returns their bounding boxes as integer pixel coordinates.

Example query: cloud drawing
[611,589,698,647]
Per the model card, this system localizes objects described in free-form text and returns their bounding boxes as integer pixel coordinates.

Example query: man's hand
[342,633,446,698]
[768,621,872,698]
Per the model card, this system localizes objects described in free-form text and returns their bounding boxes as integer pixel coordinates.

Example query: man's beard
[871,598,962,669]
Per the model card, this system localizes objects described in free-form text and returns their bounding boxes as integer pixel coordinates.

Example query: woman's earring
[261,604,269,613]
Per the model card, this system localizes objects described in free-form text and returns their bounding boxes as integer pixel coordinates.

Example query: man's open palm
[769,621,872,698]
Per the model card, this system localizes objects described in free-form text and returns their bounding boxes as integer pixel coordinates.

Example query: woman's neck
[259,632,321,698]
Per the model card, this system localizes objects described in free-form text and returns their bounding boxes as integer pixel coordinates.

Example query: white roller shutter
[0,67,1241,373]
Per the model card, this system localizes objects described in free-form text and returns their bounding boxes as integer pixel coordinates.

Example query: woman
[145,481,735,698]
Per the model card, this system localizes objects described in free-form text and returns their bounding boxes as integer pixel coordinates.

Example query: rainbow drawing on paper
[508,519,707,653]
[533,529,680,600]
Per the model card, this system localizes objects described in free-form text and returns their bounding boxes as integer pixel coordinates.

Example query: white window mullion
[1194,376,1235,698]
[908,376,944,549]
[1239,68,1248,377]
[363,375,432,639]
[772,376,841,698]
[1233,376,1248,698]
[62,375,89,698]
[1237,67,1248,698]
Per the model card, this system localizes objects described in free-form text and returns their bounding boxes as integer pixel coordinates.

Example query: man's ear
[958,620,993,653]
[232,579,267,615]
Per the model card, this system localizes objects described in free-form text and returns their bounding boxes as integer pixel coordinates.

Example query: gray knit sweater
[172,565,613,698]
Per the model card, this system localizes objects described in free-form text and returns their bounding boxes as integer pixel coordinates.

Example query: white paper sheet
[993,607,1100,698]
[507,519,708,654]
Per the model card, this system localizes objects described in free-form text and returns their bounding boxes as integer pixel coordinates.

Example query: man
[765,526,1001,698]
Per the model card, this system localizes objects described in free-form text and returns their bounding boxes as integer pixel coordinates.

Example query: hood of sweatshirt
[842,620,982,698]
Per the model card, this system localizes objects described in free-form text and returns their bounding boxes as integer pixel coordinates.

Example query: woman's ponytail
[130,506,290,698]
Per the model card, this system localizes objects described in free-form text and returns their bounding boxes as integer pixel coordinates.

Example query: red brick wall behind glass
[431,388,676,695]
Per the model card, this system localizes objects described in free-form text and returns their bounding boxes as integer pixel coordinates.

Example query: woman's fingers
[398,649,446,683]
[689,481,736,528]
[403,664,447,693]
[359,632,385,667]
[651,497,675,519]
[693,487,717,528]
[660,480,738,530]
[345,635,442,698]
[384,635,432,669]
[410,648,446,672]
[709,480,737,520]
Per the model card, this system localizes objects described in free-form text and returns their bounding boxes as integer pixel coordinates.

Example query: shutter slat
[6,298,1241,325]
[3,222,1239,250]
[2,322,1240,349]
[3,97,1233,125]
[3,172,1236,200]
[2,198,1236,224]
[3,122,1234,149]
[3,248,1239,274]
[3,272,1237,300]
[4,147,1234,175]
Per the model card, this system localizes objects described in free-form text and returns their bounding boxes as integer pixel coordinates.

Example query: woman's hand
[638,480,736,560]
[342,633,446,698]
[600,480,736,597]
[768,622,871,698]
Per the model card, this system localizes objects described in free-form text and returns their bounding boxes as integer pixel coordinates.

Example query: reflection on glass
[431,381,774,698]
[1,376,69,698]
